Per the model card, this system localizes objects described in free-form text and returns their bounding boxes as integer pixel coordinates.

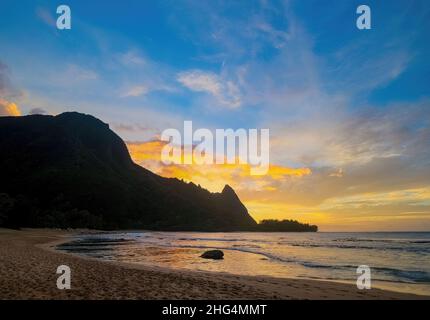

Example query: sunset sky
[1,0,429,231]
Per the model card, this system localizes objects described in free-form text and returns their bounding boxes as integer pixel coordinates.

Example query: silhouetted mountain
[0,112,317,232]
[0,112,259,231]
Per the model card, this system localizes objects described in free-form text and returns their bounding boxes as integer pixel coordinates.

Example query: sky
[1,0,429,231]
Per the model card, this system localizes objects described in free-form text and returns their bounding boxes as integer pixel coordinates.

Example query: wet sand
[0,228,428,300]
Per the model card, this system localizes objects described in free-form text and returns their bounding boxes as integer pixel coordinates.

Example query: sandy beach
[0,228,428,300]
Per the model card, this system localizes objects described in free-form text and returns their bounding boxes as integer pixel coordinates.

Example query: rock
[200,250,224,260]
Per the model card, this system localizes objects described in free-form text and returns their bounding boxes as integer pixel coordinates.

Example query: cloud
[245,192,430,231]
[112,123,150,133]
[269,99,430,168]
[253,20,292,49]
[121,85,149,98]
[0,62,21,116]
[168,0,292,62]
[126,139,311,192]
[119,50,146,66]
[244,98,430,214]
[0,63,8,96]
[329,41,412,93]
[177,70,241,108]
[65,64,98,81]
[0,61,20,98]
[36,7,57,27]
[0,98,21,116]
[28,108,48,115]
[177,71,220,95]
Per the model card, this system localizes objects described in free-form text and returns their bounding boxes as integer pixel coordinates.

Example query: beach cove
[1,229,428,300]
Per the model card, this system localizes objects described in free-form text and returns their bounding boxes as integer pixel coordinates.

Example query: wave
[333,237,430,244]
[283,241,430,254]
[175,237,269,243]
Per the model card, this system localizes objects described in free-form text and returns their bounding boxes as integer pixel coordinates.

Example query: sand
[0,228,428,300]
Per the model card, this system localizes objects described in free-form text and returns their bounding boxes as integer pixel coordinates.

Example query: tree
[0,193,15,226]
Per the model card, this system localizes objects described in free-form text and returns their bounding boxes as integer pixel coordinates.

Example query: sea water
[58,231,430,296]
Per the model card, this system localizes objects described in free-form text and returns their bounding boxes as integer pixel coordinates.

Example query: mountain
[0,112,257,231]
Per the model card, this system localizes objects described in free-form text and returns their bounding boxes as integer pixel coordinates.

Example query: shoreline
[0,228,428,300]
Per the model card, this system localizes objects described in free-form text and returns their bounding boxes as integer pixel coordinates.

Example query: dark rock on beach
[200,250,224,260]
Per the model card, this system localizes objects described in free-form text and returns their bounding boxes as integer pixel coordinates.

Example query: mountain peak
[55,112,109,129]
[222,184,236,196]
[222,184,242,203]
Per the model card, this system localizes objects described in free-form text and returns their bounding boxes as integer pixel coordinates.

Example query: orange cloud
[126,139,312,192]
[127,140,168,162]
[0,98,21,116]
[124,139,430,232]
[265,165,311,179]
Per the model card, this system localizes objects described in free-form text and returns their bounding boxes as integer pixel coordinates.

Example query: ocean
[58,231,430,296]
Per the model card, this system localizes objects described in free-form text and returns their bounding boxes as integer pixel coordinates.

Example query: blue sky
[1,0,429,126]
[1,0,430,230]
